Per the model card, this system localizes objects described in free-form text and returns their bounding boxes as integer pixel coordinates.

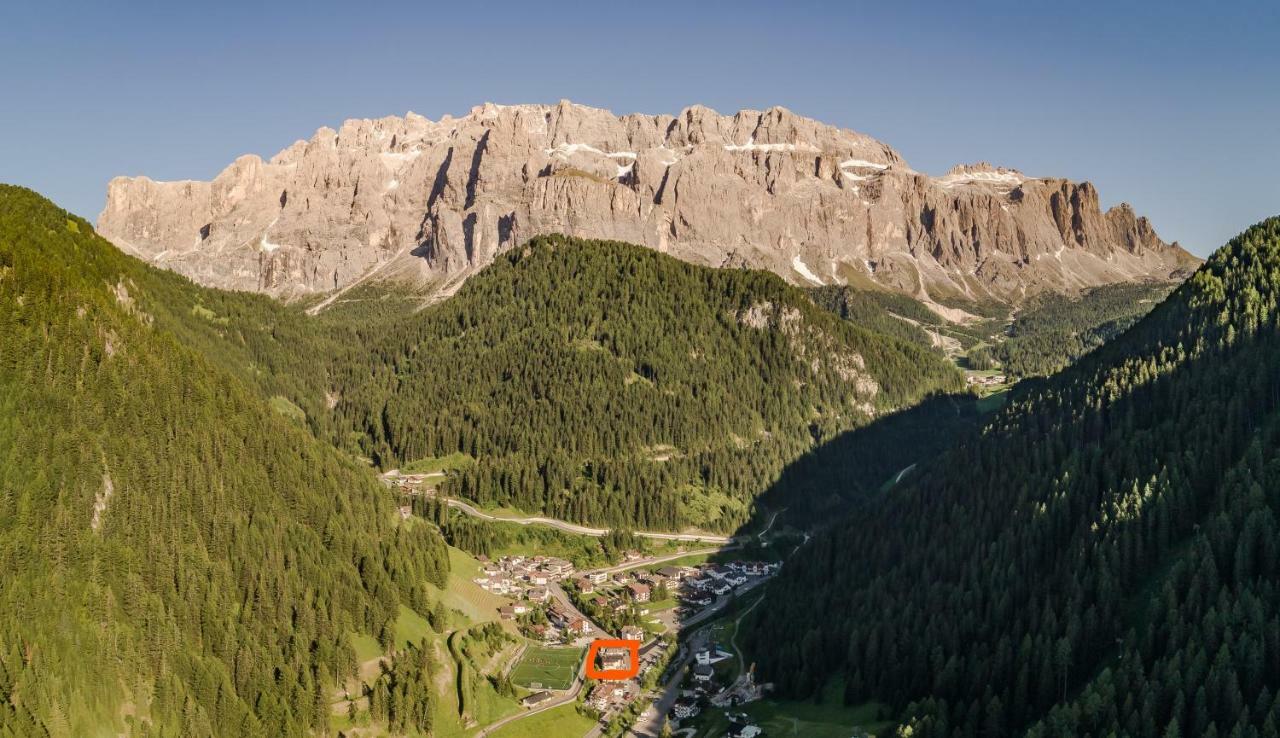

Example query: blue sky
[2,1,1276,255]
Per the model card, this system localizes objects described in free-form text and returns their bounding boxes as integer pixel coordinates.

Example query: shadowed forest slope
[744,217,1280,738]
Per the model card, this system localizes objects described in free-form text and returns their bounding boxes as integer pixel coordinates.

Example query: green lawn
[508,646,582,690]
[690,697,892,738]
[485,703,595,738]
[646,596,677,612]
[344,604,432,666]
[393,604,433,649]
[976,388,1010,413]
[402,451,476,474]
[426,546,510,626]
[644,552,714,569]
[349,632,381,663]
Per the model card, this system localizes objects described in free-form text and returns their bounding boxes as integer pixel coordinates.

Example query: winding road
[445,498,734,544]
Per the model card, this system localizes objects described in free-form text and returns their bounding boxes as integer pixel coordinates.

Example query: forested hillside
[743,217,1280,737]
[967,282,1174,377]
[326,236,963,532]
[146,235,964,534]
[0,186,449,737]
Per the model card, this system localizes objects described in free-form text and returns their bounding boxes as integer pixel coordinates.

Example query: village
[379,468,791,736]
[472,549,782,735]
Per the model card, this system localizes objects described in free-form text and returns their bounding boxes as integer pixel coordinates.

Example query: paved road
[550,581,614,640]
[475,662,586,738]
[593,546,733,577]
[445,498,734,544]
[890,463,917,486]
[628,631,703,738]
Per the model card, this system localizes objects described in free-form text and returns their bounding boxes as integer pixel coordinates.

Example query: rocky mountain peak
[97,100,1198,311]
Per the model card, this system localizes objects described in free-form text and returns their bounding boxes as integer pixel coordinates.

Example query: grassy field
[392,605,433,649]
[349,632,381,663]
[509,646,582,690]
[268,394,306,423]
[485,702,595,738]
[976,387,1010,413]
[426,546,510,627]
[431,632,522,738]
[643,552,715,569]
[343,604,433,669]
[402,451,476,474]
[691,696,892,738]
[336,595,527,737]
[646,596,678,612]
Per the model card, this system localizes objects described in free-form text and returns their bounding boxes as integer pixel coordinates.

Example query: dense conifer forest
[0,187,448,737]
[325,236,964,532]
[138,234,966,534]
[743,218,1280,737]
[966,282,1175,378]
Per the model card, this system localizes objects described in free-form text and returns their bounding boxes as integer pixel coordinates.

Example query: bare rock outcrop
[98,102,1199,307]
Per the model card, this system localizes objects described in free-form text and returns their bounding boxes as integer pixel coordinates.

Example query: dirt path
[499,644,527,679]
[730,594,765,675]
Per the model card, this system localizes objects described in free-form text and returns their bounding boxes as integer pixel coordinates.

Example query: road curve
[474,666,586,738]
[445,498,734,544]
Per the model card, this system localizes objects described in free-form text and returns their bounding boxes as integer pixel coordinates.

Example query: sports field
[508,646,582,690]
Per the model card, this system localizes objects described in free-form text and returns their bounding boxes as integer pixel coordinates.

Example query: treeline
[742,218,1280,737]
[0,186,449,737]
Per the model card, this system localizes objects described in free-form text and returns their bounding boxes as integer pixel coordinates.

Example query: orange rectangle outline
[584,638,640,680]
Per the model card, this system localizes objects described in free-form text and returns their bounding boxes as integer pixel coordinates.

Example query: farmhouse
[522,690,554,707]
[573,577,594,594]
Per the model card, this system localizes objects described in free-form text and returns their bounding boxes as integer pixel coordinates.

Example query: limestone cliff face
[98,101,1198,306]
